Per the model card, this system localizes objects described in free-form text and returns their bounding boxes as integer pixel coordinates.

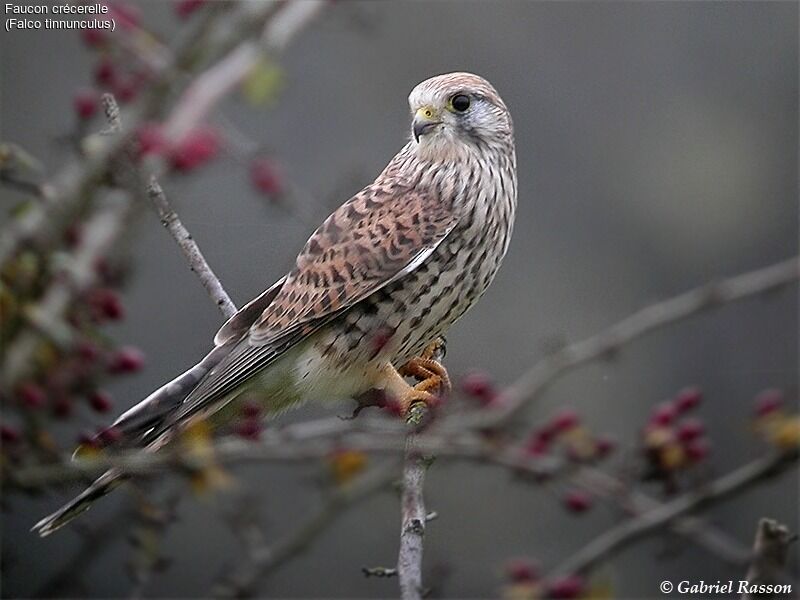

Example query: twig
[742,518,795,599]
[574,467,755,569]
[214,463,397,598]
[363,566,399,578]
[147,177,237,319]
[549,450,799,578]
[448,256,800,432]
[101,93,122,134]
[398,403,430,600]
[164,0,325,141]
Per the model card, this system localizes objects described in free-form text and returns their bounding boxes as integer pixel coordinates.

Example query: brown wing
[166,178,459,426]
[248,179,457,344]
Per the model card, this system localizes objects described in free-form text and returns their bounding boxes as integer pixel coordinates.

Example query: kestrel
[34,72,517,536]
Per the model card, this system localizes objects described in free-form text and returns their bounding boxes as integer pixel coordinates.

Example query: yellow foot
[397,387,438,418]
[399,338,451,400]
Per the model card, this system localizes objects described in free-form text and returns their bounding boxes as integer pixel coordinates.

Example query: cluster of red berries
[524,409,616,464]
[752,389,799,450]
[641,387,709,484]
[460,370,501,406]
[133,123,222,173]
[75,1,210,121]
[503,558,585,599]
[523,409,615,515]
[232,400,263,441]
[249,156,285,200]
[73,8,150,121]
[0,224,145,452]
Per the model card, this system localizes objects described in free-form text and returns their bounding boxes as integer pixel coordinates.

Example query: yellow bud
[328,450,368,484]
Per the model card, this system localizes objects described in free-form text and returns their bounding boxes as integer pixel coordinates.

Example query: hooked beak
[413,107,442,142]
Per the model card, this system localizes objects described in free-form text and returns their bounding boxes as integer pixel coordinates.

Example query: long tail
[30,289,268,538]
[31,469,124,537]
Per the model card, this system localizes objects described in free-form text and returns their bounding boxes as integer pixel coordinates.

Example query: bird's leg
[399,337,451,398]
[369,338,451,417]
[375,363,437,417]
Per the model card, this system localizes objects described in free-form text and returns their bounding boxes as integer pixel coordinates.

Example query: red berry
[234,419,261,441]
[755,389,784,417]
[90,288,125,321]
[98,426,123,445]
[18,383,46,409]
[109,3,140,29]
[80,28,107,48]
[674,387,703,413]
[76,340,101,363]
[176,0,206,18]
[52,396,73,419]
[505,558,539,583]
[594,435,616,458]
[250,157,284,198]
[112,75,139,104]
[549,409,580,434]
[563,490,593,513]
[240,401,261,419]
[547,575,584,599]
[460,371,497,404]
[525,434,550,458]
[169,127,220,172]
[381,397,403,417]
[64,223,83,247]
[677,418,705,443]
[650,402,677,426]
[685,438,711,462]
[94,58,117,87]
[73,89,99,120]
[136,123,168,158]
[1,424,21,443]
[108,346,145,374]
[369,326,394,355]
[78,431,99,447]
[88,390,113,413]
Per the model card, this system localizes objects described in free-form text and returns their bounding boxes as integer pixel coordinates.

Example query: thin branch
[214,462,397,598]
[448,256,800,432]
[33,501,134,597]
[574,467,755,569]
[147,177,237,319]
[549,450,798,578]
[101,93,122,134]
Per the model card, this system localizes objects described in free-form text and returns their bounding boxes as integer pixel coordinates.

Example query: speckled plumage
[33,72,517,536]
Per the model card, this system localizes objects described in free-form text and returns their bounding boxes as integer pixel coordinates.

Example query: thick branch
[742,518,794,599]
[164,0,325,141]
[147,177,236,319]
[398,403,430,600]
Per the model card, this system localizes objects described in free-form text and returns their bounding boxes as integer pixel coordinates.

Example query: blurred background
[1,1,797,598]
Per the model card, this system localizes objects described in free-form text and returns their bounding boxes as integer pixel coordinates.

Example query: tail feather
[32,470,123,537]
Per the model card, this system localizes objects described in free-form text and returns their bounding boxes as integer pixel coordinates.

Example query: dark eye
[451,94,470,112]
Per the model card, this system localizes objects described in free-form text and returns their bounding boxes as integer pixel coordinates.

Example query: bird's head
[408,72,513,160]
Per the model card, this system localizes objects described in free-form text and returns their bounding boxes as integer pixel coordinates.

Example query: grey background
[1,1,798,598]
